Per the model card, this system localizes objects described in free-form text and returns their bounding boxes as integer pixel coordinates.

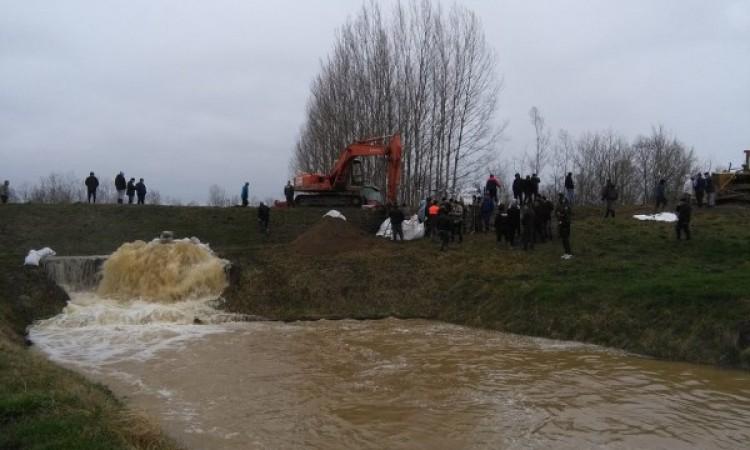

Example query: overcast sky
[2,0,748,203]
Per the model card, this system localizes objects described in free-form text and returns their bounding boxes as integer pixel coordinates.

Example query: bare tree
[633,125,696,204]
[527,106,550,177]
[292,0,502,205]
[207,184,231,207]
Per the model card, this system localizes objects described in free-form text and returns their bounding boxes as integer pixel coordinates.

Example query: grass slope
[1,203,748,446]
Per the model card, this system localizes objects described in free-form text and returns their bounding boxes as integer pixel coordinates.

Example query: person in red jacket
[485,174,501,202]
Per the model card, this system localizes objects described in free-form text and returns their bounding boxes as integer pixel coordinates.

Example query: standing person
[472,195,482,233]
[655,179,667,212]
[485,174,501,203]
[556,193,573,259]
[427,200,440,240]
[126,178,136,204]
[135,178,147,204]
[388,203,405,242]
[450,199,464,243]
[284,180,295,207]
[512,173,523,205]
[601,179,618,218]
[417,196,429,223]
[114,172,127,204]
[508,200,521,243]
[675,195,692,240]
[241,182,250,207]
[531,173,541,202]
[521,204,535,251]
[704,172,716,208]
[257,202,270,234]
[436,208,452,251]
[543,195,555,239]
[480,194,495,232]
[0,180,9,204]
[533,198,546,243]
[564,172,575,204]
[694,173,706,207]
[494,204,513,246]
[523,175,533,205]
[682,176,694,203]
[85,172,99,203]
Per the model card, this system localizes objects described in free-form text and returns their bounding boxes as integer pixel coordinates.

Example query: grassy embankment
[1,202,749,446]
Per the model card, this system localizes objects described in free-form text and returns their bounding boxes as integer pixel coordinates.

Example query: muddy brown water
[30,311,750,449]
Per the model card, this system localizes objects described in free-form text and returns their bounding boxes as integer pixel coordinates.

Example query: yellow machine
[713,150,750,203]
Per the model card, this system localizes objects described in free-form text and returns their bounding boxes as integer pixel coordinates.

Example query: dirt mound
[289,217,375,255]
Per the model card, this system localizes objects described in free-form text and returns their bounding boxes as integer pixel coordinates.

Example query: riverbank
[1,202,749,446]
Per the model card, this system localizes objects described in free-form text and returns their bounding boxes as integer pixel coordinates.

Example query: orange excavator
[293,134,402,207]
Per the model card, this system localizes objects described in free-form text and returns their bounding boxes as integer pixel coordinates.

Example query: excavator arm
[327,134,402,204]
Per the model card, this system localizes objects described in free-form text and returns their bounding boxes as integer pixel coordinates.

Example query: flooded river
[30,302,750,449]
[30,239,750,448]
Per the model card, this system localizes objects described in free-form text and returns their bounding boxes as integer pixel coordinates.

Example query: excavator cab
[349,159,365,187]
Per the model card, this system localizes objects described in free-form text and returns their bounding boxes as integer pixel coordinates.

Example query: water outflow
[97,238,228,302]
[32,236,234,342]
[43,255,108,292]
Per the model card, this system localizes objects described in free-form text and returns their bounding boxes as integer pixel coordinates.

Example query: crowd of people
[415,182,575,258]
[84,172,148,204]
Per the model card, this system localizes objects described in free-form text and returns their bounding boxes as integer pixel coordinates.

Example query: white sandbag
[376,215,424,240]
[24,247,56,266]
[323,210,347,221]
[633,212,678,223]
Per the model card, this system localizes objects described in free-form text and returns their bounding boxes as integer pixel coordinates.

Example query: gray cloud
[1,0,748,202]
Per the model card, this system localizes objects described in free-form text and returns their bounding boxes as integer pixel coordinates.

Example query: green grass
[1,202,749,447]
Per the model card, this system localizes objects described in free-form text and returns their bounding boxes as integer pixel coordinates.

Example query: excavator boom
[294,134,402,206]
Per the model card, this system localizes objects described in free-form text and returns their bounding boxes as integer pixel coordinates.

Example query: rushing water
[30,239,750,449]
[30,301,750,450]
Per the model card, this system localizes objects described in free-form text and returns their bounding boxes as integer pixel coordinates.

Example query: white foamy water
[29,293,235,369]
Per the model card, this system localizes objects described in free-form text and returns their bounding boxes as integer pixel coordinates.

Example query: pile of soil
[289,217,376,255]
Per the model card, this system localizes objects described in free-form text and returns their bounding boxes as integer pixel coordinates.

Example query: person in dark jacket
[257,202,270,234]
[126,178,136,204]
[450,199,464,243]
[704,172,715,207]
[543,196,555,239]
[135,178,147,204]
[556,193,573,259]
[284,181,295,207]
[85,172,99,203]
[508,200,521,241]
[564,172,575,204]
[512,173,523,205]
[533,198,547,243]
[436,208,453,251]
[521,204,535,250]
[655,179,667,212]
[480,194,495,232]
[601,179,617,218]
[241,182,250,207]
[485,174,501,202]
[114,172,127,204]
[522,175,533,205]
[675,195,691,240]
[494,204,514,247]
[0,180,9,204]
[530,174,541,201]
[388,203,405,241]
[694,173,706,207]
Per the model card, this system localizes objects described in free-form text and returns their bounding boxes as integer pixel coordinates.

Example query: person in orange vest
[427,200,440,240]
